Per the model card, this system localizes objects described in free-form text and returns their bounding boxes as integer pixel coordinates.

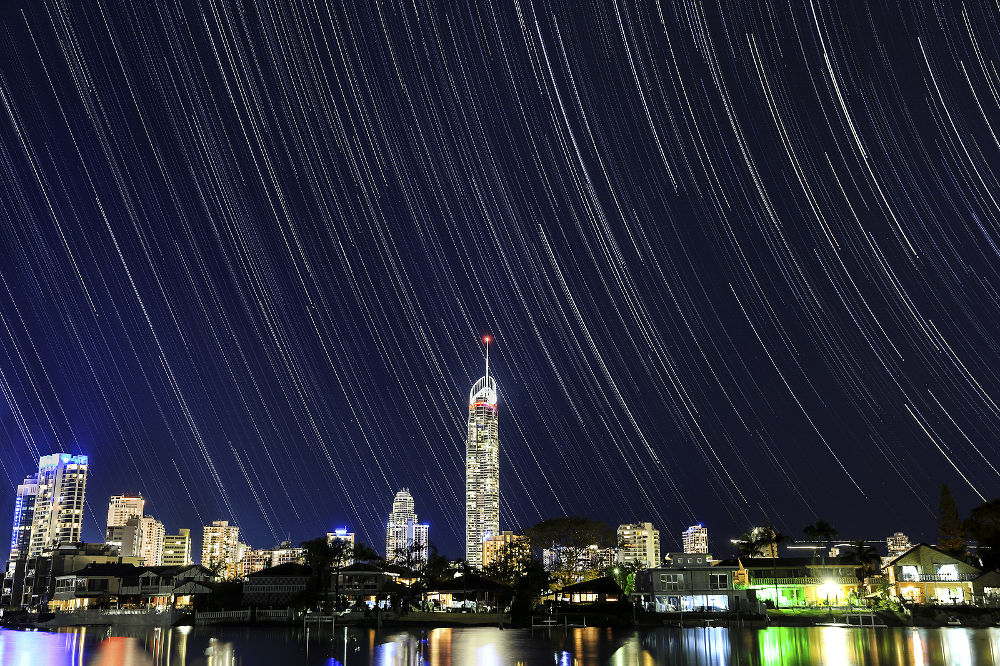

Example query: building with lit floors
[466,336,499,569]
[482,531,530,569]
[162,529,192,567]
[202,521,241,579]
[105,496,145,551]
[138,516,165,566]
[617,523,661,568]
[386,489,429,568]
[7,454,89,559]
[8,477,39,560]
[683,524,709,554]
[887,532,911,557]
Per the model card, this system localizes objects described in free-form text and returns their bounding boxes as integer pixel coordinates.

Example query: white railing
[195,610,251,624]
[256,609,292,620]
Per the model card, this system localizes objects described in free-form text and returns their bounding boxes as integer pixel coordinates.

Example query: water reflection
[1,623,1000,665]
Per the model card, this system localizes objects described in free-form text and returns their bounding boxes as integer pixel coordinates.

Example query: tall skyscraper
[105,495,145,550]
[466,336,500,569]
[386,488,429,567]
[11,454,89,557]
[683,524,709,554]
[202,520,241,578]
[617,523,661,568]
[162,528,192,566]
[139,516,165,566]
[8,477,39,559]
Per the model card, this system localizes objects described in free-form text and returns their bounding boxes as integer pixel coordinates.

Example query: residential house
[735,556,861,606]
[885,543,1000,606]
[243,563,311,608]
[636,553,755,612]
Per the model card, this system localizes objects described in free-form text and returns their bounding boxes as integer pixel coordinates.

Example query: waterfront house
[51,563,142,610]
[335,562,398,606]
[556,576,622,604]
[734,556,860,606]
[885,543,1000,605]
[636,553,755,612]
[243,562,311,608]
[423,573,509,611]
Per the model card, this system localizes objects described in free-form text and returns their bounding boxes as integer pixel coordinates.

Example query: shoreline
[6,606,999,631]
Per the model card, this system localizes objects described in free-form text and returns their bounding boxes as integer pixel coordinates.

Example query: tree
[803,519,838,564]
[849,540,882,590]
[736,526,783,558]
[300,537,379,611]
[525,517,613,589]
[938,484,966,555]
[965,498,1000,569]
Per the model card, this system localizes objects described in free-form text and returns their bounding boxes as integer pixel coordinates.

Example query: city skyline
[1,0,999,557]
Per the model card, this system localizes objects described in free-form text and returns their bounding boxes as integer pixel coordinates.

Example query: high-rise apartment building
[120,517,143,558]
[162,529,192,566]
[617,523,661,568]
[466,336,499,569]
[887,532,911,557]
[105,495,145,551]
[139,516,165,566]
[386,489,429,567]
[10,454,89,558]
[482,531,529,569]
[8,477,39,559]
[202,521,241,578]
[682,524,709,554]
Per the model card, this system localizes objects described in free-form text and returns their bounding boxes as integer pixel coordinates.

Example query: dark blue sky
[1,0,998,559]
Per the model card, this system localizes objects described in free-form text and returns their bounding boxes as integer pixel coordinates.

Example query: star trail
[0,0,998,556]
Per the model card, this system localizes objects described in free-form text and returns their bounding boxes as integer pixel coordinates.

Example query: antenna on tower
[483,335,491,383]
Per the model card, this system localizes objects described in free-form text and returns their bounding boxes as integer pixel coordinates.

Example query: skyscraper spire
[483,335,491,383]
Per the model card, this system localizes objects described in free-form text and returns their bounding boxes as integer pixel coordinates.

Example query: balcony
[899,573,977,582]
[749,577,858,587]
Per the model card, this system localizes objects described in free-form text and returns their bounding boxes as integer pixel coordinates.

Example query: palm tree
[803,519,838,564]
[850,540,882,603]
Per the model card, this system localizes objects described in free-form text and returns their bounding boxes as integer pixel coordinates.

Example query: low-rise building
[3,543,142,609]
[885,543,1000,606]
[50,563,217,611]
[335,562,397,605]
[735,556,861,607]
[636,553,755,612]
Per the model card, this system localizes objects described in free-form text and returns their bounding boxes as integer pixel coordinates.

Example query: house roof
[339,562,385,573]
[560,576,622,595]
[247,562,311,578]
[427,573,508,593]
[67,562,143,578]
[883,542,980,569]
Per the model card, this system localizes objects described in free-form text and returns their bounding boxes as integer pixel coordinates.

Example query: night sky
[0,0,998,560]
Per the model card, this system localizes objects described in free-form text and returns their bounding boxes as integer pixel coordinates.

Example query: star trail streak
[0,0,999,555]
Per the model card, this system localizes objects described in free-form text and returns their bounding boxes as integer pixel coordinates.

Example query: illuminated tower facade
[27,454,88,557]
[8,477,39,559]
[105,495,145,550]
[683,524,709,554]
[386,488,429,567]
[466,336,499,569]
